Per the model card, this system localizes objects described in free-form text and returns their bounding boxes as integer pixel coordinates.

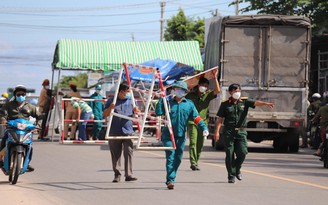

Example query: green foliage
[231,0,328,35]
[58,73,88,88]
[164,8,205,48]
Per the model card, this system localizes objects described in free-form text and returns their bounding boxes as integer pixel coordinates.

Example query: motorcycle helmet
[13,85,27,95]
[95,84,102,90]
[312,93,321,99]
[1,92,8,98]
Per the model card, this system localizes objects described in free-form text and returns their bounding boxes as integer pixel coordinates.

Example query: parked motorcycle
[0,118,35,184]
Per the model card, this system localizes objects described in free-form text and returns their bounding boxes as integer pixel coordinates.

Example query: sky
[0,0,251,94]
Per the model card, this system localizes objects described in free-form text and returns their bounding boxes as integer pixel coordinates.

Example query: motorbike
[309,123,321,149]
[0,118,35,184]
[308,111,321,149]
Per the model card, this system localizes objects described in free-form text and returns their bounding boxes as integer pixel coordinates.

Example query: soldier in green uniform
[186,69,220,171]
[214,83,274,183]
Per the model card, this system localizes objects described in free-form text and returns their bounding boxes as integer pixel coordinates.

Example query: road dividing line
[139,150,328,190]
[203,162,328,190]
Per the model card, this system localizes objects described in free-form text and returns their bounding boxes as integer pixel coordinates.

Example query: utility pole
[235,0,239,15]
[160,1,165,41]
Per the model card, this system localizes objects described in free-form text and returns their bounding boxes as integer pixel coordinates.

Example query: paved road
[0,136,327,205]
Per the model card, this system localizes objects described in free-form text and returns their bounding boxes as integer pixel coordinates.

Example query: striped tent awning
[52,39,203,71]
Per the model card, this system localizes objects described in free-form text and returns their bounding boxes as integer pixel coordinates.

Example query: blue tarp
[127,58,195,85]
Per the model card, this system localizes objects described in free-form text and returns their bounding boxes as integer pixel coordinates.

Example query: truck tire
[273,136,288,153]
[10,152,22,185]
[288,128,300,153]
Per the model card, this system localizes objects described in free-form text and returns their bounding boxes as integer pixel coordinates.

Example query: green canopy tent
[52,39,203,71]
[51,39,204,94]
[49,39,203,139]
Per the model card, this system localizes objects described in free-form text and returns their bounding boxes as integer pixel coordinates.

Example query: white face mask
[198,86,207,93]
[45,86,50,89]
[232,91,241,100]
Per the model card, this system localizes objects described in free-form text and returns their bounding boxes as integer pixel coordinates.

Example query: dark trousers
[108,137,133,178]
[40,110,49,138]
[78,112,92,140]
[223,130,248,179]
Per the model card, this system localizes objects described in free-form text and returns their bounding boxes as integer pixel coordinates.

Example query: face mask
[45,86,50,89]
[96,90,101,94]
[16,95,26,103]
[232,91,241,100]
[125,92,131,100]
[175,89,186,98]
[198,86,207,93]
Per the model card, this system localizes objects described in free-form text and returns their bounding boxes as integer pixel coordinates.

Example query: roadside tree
[231,0,328,35]
[164,8,205,48]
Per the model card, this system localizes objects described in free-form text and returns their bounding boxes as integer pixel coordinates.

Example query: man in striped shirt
[71,97,93,141]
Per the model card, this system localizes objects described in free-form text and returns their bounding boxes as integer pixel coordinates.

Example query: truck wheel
[288,128,300,153]
[273,136,288,153]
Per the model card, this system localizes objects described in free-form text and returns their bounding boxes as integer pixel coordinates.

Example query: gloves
[203,130,209,138]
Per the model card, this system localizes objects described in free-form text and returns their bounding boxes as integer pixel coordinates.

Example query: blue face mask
[175,89,186,98]
[16,95,26,102]
[125,92,131,100]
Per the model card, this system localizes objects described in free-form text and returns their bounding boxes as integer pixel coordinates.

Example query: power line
[0,2,160,13]
[0,20,158,29]
[0,8,179,18]
[0,1,225,33]
[0,1,221,18]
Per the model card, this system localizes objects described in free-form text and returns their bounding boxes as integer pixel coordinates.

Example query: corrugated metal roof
[52,39,203,71]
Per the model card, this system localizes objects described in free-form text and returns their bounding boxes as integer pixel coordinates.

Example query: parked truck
[205,15,311,152]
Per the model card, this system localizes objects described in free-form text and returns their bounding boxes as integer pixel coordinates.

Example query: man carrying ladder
[103,83,140,183]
